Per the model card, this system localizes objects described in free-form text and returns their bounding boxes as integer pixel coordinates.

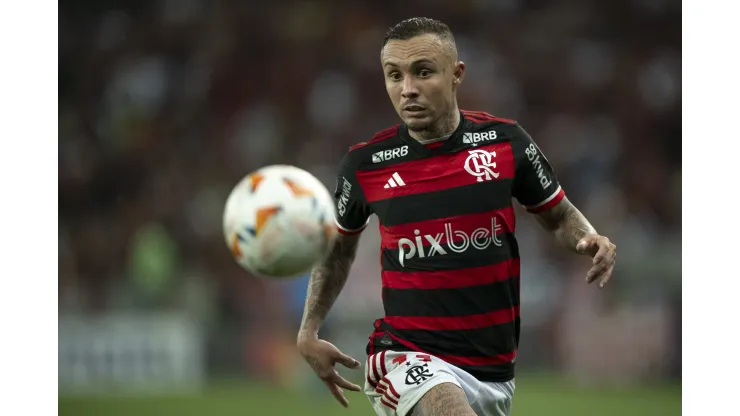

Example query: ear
[453,61,466,86]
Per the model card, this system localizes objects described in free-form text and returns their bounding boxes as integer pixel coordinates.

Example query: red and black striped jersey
[333,110,565,383]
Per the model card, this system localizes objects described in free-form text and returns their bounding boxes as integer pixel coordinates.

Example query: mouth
[403,105,426,114]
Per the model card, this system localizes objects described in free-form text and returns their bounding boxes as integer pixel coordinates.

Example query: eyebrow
[383,59,436,68]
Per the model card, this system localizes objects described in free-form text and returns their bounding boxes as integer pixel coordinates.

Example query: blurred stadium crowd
[59,0,681,388]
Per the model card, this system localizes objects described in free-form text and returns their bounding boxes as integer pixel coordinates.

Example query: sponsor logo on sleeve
[336,177,352,216]
[524,143,553,189]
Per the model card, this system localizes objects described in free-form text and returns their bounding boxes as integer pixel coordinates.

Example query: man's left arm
[533,197,616,288]
[509,123,616,288]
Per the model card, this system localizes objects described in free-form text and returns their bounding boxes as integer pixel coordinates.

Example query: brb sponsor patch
[373,146,409,163]
[463,130,498,144]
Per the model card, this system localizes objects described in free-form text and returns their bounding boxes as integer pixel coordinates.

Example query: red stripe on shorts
[366,355,377,389]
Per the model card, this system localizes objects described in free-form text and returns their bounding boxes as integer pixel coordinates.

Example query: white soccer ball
[223,165,338,278]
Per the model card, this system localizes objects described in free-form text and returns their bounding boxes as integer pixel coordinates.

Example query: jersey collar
[398,111,468,157]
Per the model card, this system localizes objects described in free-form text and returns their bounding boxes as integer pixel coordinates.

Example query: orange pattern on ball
[283,178,314,197]
[230,234,242,258]
[255,206,281,236]
[248,172,265,192]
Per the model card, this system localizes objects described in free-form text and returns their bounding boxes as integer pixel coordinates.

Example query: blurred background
[58,0,681,414]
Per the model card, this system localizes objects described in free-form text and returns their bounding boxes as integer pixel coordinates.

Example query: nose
[401,76,419,99]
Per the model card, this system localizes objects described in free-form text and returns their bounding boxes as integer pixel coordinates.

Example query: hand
[576,235,616,288]
[297,336,362,407]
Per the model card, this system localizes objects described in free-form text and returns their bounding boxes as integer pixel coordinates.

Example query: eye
[388,72,402,81]
[418,69,432,77]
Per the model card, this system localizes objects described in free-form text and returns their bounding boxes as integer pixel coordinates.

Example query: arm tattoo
[298,233,361,338]
[410,383,477,416]
[534,197,597,252]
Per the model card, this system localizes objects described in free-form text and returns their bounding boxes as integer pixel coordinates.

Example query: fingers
[586,247,616,286]
[319,368,361,407]
[333,373,362,392]
[335,351,361,370]
[301,340,362,407]
[324,379,349,407]
[586,252,612,283]
[590,241,611,267]
[598,264,615,288]
[322,373,360,407]
[586,261,606,283]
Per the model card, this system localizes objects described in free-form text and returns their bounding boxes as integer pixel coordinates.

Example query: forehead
[381,34,449,66]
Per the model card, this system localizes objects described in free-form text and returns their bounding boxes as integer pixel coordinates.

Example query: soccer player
[296,17,617,416]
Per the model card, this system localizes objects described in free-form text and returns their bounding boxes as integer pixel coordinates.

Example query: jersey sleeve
[510,124,566,213]
[333,152,372,235]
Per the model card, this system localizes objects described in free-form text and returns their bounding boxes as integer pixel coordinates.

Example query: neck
[408,108,460,142]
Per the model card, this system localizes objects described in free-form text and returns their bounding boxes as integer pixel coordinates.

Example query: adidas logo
[384,172,406,189]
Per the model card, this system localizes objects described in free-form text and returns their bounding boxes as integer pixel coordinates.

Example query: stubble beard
[406,109,460,142]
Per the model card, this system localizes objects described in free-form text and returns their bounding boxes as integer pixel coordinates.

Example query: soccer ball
[223,165,338,278]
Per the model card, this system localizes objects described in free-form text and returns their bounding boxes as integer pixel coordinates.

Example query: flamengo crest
[464,149,499,182]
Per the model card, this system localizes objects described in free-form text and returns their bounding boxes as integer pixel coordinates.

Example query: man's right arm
[296,233,364,407]
[299,151,371,339]
[295,151,372,407]
[298,232,361,340]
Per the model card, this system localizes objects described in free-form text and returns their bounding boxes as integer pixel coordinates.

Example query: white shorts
[364,350,515,416]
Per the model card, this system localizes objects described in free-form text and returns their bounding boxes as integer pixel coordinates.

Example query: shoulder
[347,124,402,152]
[461,110,517,127]
[343,123,405,167]
[460,110,531,144]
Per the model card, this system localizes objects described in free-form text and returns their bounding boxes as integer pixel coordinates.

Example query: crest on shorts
[405,363,433,385]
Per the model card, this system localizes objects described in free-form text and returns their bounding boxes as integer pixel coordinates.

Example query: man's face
[381,34,464,132]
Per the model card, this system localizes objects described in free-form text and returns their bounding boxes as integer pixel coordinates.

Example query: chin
[404,117,432,132]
